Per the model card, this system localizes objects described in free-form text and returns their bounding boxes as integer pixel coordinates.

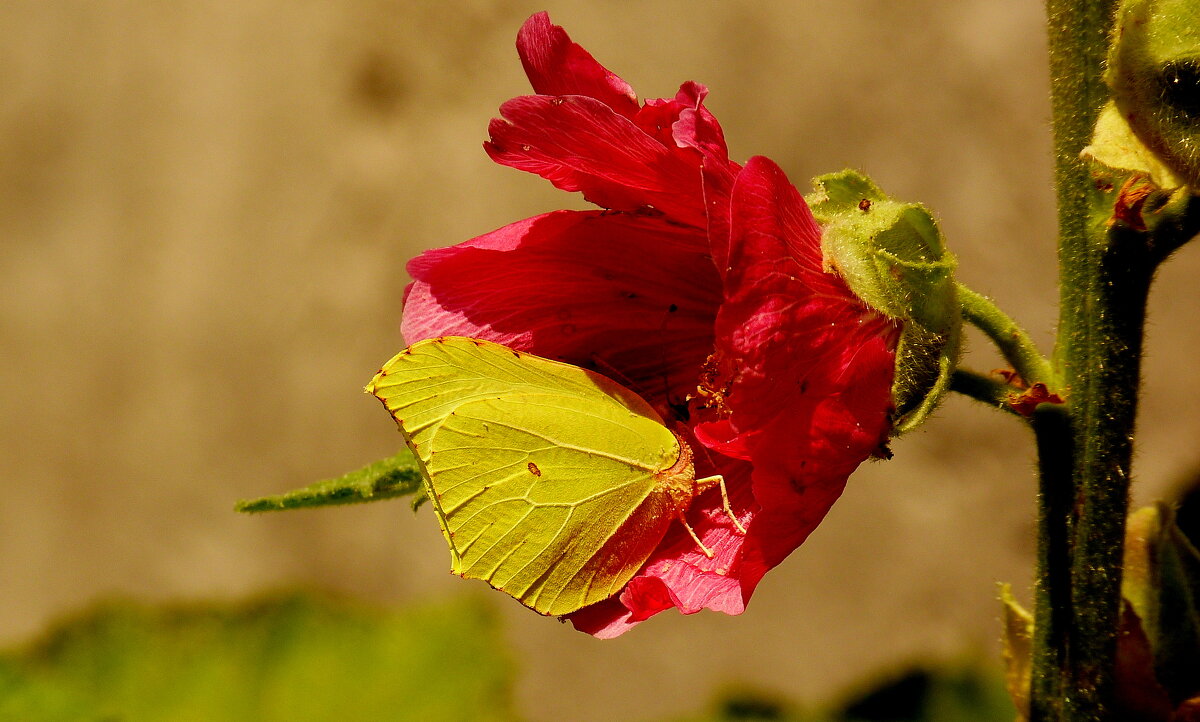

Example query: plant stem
[1031,402,1076,722]
[958,284,1056,387]
[949,368,1023,416]
[1039,1,1146,719]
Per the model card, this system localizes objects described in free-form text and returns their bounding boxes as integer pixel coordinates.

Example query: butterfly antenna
[655,305,691,422]
[589,353,639,389]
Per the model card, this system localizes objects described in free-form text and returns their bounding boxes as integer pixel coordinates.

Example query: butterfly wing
[367,337,686,615]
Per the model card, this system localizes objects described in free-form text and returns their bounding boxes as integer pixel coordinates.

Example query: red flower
[402,11,900,637]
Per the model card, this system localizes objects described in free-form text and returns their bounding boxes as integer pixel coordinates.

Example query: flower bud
[806,170,961,433]
[1106,0,1200,187]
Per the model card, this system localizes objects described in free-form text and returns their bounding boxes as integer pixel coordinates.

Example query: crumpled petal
[571,158,899,637]
[698,155,899,565]
[516,11,640,118]
[402,210,721,414]
[486,95,712,228]
[637,81,742,270]
[486,16,740,229]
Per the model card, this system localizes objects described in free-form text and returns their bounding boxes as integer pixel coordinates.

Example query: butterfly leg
[694,475,748,535]
[678,510,715,558]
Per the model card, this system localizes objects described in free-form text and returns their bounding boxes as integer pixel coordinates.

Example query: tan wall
[3,2,1198,720]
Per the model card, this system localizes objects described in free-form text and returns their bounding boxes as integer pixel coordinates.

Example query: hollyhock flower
[401,11,901,637]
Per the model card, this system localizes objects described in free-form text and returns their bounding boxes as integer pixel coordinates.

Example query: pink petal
[516,12,640,119]
[402,210,721,415]
[568,450,759,637]
[486,95,711,228]
[631,461,757,613]
[566,596,641,639]
[633,83,723,153]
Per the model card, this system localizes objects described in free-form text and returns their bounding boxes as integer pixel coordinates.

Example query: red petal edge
[516,12,640,118]
[485,95,711,228]
[488,16,741,229]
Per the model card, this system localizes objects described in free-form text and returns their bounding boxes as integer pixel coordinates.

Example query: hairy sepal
[806,170,961,432]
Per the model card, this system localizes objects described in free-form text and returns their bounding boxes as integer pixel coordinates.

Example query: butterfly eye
[1158,60,1200,117]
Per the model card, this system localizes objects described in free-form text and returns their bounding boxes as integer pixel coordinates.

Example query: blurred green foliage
[671,665,1013,722]
[0,591,1013,722]
[0,593,516,722]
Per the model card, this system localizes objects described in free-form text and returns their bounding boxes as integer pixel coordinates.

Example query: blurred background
[4,1,1199,720]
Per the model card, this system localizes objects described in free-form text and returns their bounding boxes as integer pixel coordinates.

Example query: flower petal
[699,156,899,564]
[485,95,711,227]
[638,82,742,271]
[568,455,757,636]
[402,210,721,414]
[633,82,727,157]
[516,12,640,118]
[566,596,641,639]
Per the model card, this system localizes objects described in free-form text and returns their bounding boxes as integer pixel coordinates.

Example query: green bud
[1106,0,1200,187]
[806,170,961,434]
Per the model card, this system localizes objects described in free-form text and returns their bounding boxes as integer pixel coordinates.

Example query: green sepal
[999,584,1033,720]
[1122,503,1200,706]
[235,449,424,513]
[806,170,962,433]
[1106,0,1200,188]
[1083,101,1186,189]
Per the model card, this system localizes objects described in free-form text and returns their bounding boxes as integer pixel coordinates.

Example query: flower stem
[958,283,1056,387]
[949,368,1022,416]
[1030,401,1076,722]
[1038,1,1141,719]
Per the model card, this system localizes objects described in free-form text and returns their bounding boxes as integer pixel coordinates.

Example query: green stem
[1031,402,1076,722]
[1040,1,1136,719]
[1147,190,1200,264]
[949,368,1023,416]
[958,283,1056,387]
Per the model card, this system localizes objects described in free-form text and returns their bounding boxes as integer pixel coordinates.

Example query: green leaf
[0,593,517,722]
[366,336,730,617]
[235,449,423,513]
[838,664,1015,722]
[665,665,1012,722]
[1152,507,1200,703]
